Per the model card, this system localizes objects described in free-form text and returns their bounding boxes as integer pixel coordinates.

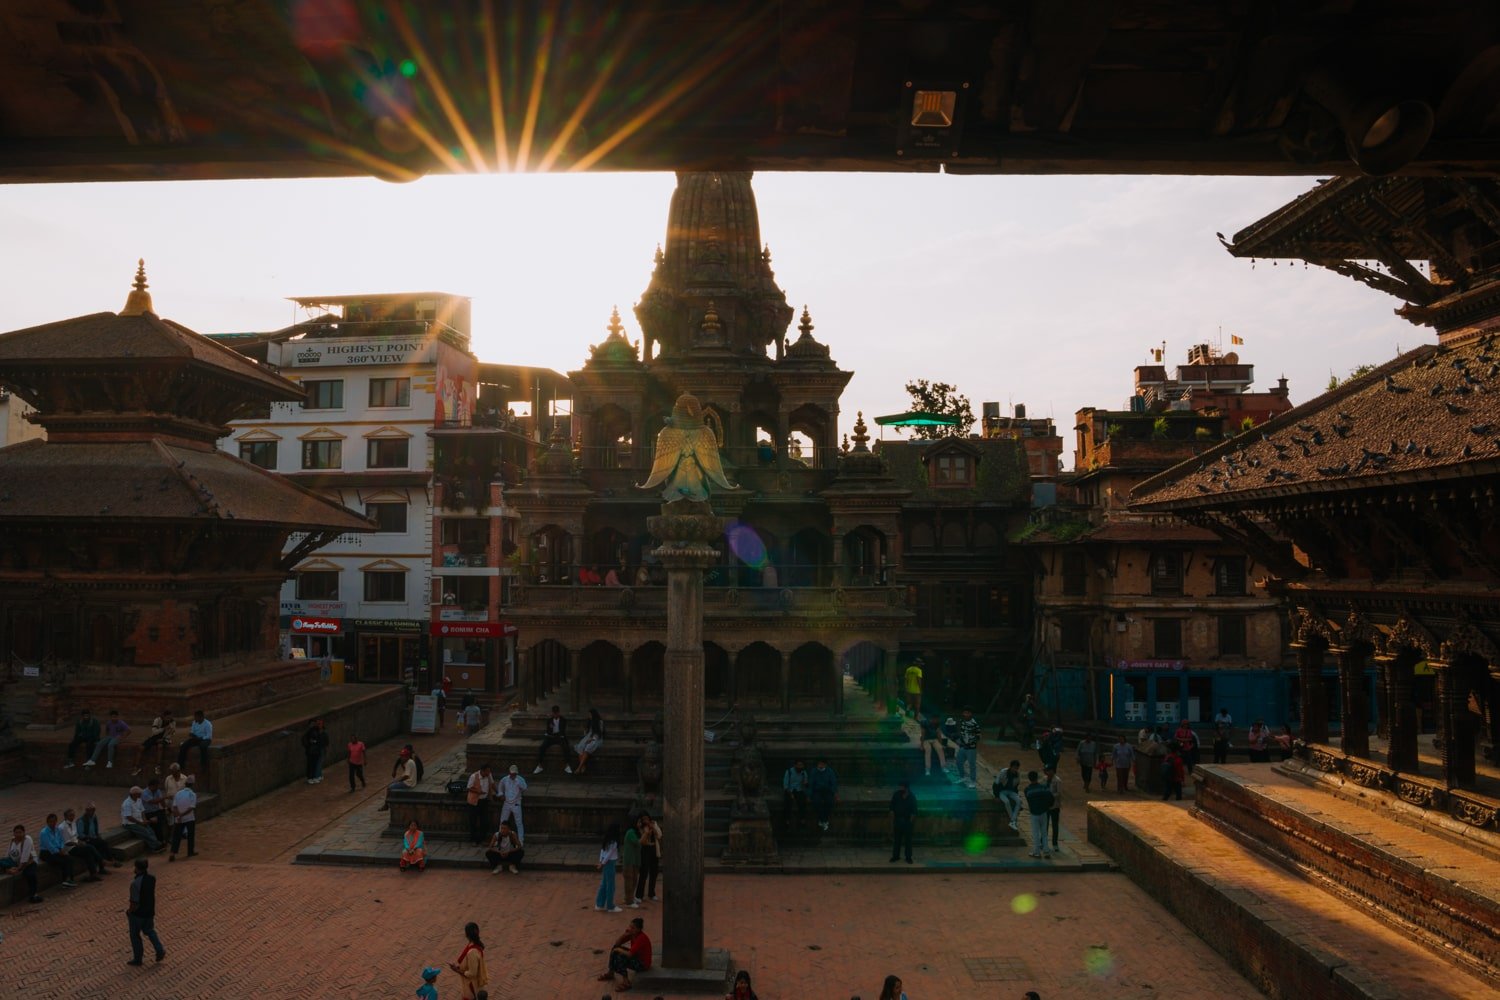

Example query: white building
[216,292,478,688]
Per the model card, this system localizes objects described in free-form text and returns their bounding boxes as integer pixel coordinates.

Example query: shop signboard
[411,694,437,734]
[291,615,342,635]
[283,600,346,616]
[430,621,513,638]
[1109,658,1186,671]
[350,618,423,633]
[439,607,489,622]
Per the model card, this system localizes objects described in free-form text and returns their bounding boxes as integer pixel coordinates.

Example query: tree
[903,379,975,439]
[1327,363,1377,390]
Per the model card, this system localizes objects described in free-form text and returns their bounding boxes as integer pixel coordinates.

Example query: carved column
[1296,641,1329,745]
[1386,653,1419,773]
[1337,646,1370,759]
[1487,666,1500,765]
[779,648,791,712]
[647,499,724,971]
[1374,657,1390,739]
[1433,659,1475,789]
[568,647,582,713]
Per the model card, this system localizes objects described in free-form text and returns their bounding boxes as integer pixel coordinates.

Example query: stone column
[568,647,582,713]
[1337,646,1369,759]
[1433,660,1475,789]
[779,649,791,712]
[1374,657,1390,739]
[1488,667,1500,765]
[1386,653,1419,773]
[647,499,724,971]
[1297,642,1329,745]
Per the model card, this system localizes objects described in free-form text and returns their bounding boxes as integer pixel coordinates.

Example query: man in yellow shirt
[903,659,924,717]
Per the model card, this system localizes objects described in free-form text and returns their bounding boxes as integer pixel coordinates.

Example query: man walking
[903,658,924,717]
[809,758,839,832]
[534,705,571,773]
[888,781,917,864]
[991,759,1022,832]
[125,858,165,966]
[1111,734,1135,792]
[168,775,198,861]
[498,763,528,842]
[302,718,329,784]
[782,759,809,829]
[347,733,367,792]
[466,764,496,845]
[1043,765,1063,852]
[63,708,101,768]
[177,710,212,771]
[85,709,129,769]
[1212,716,1232,765]
[120,787,162,852]
[955,707,982,788]
[1023,770,1055,860]
[1075,732,1099,791]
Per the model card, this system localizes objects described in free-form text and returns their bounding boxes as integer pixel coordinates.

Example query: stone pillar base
[634,948,735,995]
[723,813,779,864]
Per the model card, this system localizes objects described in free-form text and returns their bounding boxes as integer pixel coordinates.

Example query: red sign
[430,621,517,638]
[291,616,342,634]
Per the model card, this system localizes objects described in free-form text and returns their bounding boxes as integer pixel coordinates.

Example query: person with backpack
[1023,771,1055,859]
[991,759,1022,831]
[1161,744,1186,801]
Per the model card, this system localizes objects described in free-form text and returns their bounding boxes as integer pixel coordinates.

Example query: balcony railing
[510,584,907,614]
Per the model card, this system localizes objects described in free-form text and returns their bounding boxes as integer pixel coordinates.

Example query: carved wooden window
[1153,618,1183,657]
[1214,556,1247,596]
[1061,551,1087,596]
[1149,550,1182,596]
[1218,615,1247,656]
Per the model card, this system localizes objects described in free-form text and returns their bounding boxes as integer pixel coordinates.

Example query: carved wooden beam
[1361,196,1470,291]
[1455,179,1500,241]
[1366,507,1447,579]
[1313,258,1421,301]
[279,530,341,572]
[1330,210,1438,304]
[1280,517,1345,578]
[1191,512,1307,582]
[1418,505,1500,578]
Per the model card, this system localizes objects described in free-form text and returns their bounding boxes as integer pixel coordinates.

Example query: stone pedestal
[647,499,725,971]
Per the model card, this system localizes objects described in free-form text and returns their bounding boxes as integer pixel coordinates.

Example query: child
[595,822,622,912]
[416,966,440,1000]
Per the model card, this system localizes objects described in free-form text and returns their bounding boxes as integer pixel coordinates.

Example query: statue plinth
[723,720,778,864]
[650,497,728,971]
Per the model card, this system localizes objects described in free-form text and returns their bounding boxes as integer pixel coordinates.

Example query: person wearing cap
[120,787,162,852]
[168,774,198,861]
[380,748,418,811]
[902,659,924,718]
[497,764,528,842]
[416,966,440,1000]
[74,803,120,866]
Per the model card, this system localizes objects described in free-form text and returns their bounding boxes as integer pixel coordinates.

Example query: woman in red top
[449,921,488,1000]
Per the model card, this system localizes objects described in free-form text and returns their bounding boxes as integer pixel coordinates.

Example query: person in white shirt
[498,764,528,842]
[177,709,213,771]
[120,787,162,851]
[2,824,42,902]
[168,775,198,861]
[59,808,108,879]
[378,748,418,812]
[1213,707,1233,727]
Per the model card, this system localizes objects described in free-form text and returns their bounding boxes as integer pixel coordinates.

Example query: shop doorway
[360,634,420,683]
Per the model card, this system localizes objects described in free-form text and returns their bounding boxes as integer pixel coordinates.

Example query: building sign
[430,621,516,638]
[1111,658,1186,671]
[291,616,342,634]
[350,618,423,634]
[439,607,489,622]
[282,338,435,368]
[282,600,346,616]
[411,694,437,734]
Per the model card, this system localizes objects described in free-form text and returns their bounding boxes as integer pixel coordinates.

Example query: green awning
[872,410,960,427]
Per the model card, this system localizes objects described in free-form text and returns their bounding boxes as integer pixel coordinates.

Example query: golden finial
[701,301,722,335]
[762,243,772,263]
[851,411,871,452]
[120,258,154,316]
[797,305,814,339]
[653,244,664,265]
[607,305,624,337]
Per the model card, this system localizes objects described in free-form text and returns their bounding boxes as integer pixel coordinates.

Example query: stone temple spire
[634,172,795,363]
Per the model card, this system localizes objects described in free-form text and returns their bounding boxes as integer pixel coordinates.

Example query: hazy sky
[0,171,1418,467]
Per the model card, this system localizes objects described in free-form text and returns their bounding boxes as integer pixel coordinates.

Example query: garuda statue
[639,392,736,502]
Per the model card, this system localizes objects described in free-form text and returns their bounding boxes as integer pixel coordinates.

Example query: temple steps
[1088,763,1500,1000]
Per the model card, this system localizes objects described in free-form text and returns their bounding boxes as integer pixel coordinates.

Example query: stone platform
[17,682,406,810]
[1088,763,1500,999]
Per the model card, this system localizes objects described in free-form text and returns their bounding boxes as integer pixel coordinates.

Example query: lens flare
[725,521,767,569]
[1085,946,1115,977]
[962,832,989,855]
[1010,893,1038,915]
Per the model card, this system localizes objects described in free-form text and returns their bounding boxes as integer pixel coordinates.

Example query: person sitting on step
[574,708,605,776]
[400,820,426,872]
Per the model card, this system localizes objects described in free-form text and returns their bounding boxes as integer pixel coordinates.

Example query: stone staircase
[1089,763,1500,999]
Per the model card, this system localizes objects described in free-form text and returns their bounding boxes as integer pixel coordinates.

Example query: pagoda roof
[1132,334,1500,512]
[0,308,298,401]
[0,438,370,531]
